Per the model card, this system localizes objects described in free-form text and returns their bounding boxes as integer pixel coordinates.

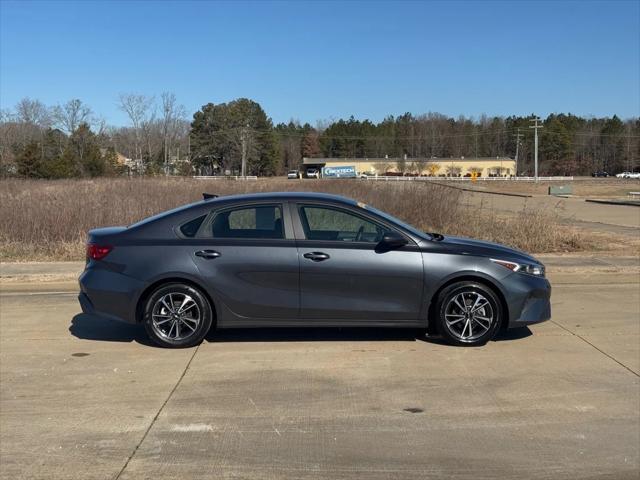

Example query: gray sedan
[79,192,551,347]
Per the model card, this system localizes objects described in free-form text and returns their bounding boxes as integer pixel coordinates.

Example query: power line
[216,125,640,141]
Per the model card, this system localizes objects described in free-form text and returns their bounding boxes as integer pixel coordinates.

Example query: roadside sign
[322,165,356,178]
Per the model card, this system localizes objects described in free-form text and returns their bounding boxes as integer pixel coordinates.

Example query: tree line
[1,95,638,178]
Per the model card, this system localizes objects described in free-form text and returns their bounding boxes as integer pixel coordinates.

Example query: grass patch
[0,178,591,261]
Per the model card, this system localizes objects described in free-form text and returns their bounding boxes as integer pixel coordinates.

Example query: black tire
[143,283,213,348]
[435,281,502,347]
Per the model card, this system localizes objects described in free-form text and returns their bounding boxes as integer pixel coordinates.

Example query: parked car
[305,168,320,179]
[616,171,640,179]
[287,170,300,179]
[79,192,551,348]
[592,171,610,177]
[359,171,376,179]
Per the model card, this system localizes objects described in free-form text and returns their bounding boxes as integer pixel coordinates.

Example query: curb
[586,199,640,207]
[429,181,533,198]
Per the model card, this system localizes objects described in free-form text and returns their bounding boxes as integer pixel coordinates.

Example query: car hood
[434,235,542,265]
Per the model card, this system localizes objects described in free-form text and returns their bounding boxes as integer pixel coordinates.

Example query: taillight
[86,244,113,261]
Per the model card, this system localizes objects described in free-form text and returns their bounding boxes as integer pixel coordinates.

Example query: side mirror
[376,232,409,252]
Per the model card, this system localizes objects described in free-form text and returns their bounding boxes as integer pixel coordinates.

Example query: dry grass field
[0,178,591,261]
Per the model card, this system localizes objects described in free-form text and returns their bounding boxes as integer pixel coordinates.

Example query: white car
[287,170,300,179]
[306,168,320,179]
[616,171,640,179]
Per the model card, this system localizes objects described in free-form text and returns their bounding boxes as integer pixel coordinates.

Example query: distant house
[301,157,515,178]
[100,148,142,173]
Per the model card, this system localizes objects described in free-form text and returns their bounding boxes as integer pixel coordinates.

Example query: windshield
[362,204,432,240]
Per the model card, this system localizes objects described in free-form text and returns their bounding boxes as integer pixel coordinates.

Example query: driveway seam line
[113,344,201,480]
[550,320,639,377]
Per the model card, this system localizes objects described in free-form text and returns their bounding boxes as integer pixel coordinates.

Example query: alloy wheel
[444,290,494,342]
[151,292,201,341]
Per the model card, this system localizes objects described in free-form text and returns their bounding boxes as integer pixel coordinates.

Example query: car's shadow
[493,327,533,341]
[70,313,154,346]
[208,327,421,343]
[71,313,532,346]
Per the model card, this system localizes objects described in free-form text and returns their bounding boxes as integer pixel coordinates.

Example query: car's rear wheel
[143,283,212,348]
[435,281,501,346]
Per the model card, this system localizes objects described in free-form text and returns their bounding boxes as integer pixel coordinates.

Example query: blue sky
[1,0,638,126]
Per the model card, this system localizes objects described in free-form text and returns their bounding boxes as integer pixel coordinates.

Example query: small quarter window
[179,215,206,238]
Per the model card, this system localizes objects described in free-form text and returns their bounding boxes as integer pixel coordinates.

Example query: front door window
[298,205,390,243]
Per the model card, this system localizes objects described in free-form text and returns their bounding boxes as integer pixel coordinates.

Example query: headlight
[491,258,545,277]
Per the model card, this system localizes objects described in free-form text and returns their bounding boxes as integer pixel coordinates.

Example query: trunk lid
[87,226,127,243]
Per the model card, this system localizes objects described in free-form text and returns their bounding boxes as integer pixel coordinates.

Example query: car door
[190,202,299,324]
[292,202,424,324]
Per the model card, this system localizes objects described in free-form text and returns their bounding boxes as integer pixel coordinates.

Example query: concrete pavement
[460,190,640,235]
[0,271,638,479]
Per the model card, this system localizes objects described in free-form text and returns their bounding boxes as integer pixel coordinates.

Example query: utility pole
[513,128,523,176]
[529,118,543,181]
[240,124,249,179]
[474,131,478,158]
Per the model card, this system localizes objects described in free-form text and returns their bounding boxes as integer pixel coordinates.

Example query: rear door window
[208,205,284,239]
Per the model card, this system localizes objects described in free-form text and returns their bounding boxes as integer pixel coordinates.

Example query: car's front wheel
[143,283,213,348]
[435,281,502,346]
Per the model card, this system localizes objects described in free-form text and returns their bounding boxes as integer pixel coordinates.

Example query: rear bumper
[78,291,94,314]
[503,273,552,328]
[78,267,146,324]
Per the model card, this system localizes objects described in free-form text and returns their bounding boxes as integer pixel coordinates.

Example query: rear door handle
[195,250,221,259]
[303,251,330,262]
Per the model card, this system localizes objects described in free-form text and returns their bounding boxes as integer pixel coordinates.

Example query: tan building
[302,157,515,178]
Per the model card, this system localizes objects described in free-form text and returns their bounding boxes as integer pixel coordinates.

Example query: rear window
[129,201,202,228]
[179,215,206,238]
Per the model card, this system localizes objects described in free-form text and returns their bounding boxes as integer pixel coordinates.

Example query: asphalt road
[1,272,639,479]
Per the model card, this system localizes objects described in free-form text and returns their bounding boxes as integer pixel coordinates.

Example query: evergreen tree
[190,98,278,175]
[64,123,106,177]
[16,142,45,178]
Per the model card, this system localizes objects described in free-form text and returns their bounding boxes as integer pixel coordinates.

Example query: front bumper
[78,266,146,324]
[503,273,552,328]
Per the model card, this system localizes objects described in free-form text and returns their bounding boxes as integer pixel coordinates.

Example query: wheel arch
[427,274,510,333]
[135,276,217,325]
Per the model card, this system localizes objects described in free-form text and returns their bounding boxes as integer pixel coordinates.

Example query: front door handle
[195,250,221,259]
[303,251,330,262]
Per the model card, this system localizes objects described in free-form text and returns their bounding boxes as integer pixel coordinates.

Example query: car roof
[202,191,358,206]
[130,191,359,230]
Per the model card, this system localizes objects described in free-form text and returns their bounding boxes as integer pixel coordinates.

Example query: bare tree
[15,98,51,127]
[94,116,108,137]
[160,92,187,173]
[117,93,154,162]
[52,99,93,134]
